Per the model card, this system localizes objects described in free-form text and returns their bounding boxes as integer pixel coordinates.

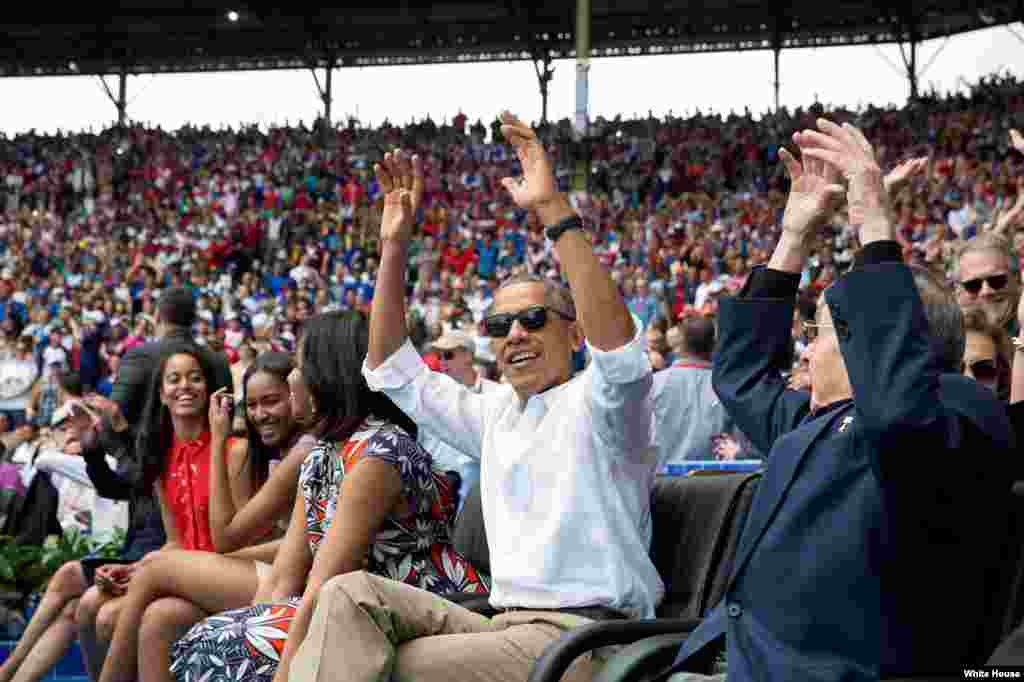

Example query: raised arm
[799,119,974,455]
[366,152,424,370]
[713,138,844,452]
[363,153,487,458]
[498,112,633,351]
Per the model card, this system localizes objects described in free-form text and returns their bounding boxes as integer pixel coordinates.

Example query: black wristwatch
[544,215,585,244]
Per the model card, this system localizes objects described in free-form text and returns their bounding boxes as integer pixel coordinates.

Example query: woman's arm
[208,436,255,552]
[270,458,403,682]
[226,539,283,565]
[212,436,313,554]
[260,493,314,603]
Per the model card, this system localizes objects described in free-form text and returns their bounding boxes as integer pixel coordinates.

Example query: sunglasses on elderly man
[483,305,575,338]
[960,274,1010,295]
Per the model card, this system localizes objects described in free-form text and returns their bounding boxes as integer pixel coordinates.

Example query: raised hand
[884,157,928,198]
[375,151,423,243]
[1010,129,1024,155]
[498,111,560,212]
[777,137,845,240]
[208,387,234,444]
[799,119,891,244]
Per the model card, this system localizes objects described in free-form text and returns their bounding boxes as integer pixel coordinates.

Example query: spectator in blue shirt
[476,232,499,279]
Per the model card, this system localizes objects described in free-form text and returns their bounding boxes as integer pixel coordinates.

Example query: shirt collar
[172,429,211,454]
[805,398,852,422]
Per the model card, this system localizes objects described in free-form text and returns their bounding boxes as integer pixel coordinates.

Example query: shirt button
[727,603,742,618]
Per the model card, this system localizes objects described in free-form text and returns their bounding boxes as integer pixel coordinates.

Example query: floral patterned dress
[169,417,489,682]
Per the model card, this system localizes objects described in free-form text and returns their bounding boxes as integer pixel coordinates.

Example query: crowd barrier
[659,460,764,476]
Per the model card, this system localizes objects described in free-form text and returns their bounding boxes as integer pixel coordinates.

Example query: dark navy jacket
[671,248,1015,680]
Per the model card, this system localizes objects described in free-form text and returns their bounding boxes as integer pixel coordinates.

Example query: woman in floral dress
[170,310,488,682]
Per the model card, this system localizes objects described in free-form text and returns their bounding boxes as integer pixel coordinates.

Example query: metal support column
[117,68,127,126]
[533,51,554,124]
[772,43,781,111]
[97,66,129,126]
[574,0,591,137]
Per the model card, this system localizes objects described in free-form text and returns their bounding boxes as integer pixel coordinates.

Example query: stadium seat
[529,478,1024,682]
[445,481,494,612]
[527,472,761,682]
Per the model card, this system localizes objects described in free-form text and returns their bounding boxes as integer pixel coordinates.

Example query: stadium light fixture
[227,10,240,22]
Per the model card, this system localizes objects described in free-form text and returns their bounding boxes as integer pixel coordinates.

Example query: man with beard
[956,233,1020,336]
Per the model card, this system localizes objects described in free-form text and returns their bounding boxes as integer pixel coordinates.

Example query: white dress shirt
[363,324,663,618]
[417,374,501,512]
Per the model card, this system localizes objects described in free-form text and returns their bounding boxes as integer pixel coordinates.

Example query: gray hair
[487,273,576,320]
[910,265,966,373]
[956,233,1016,274]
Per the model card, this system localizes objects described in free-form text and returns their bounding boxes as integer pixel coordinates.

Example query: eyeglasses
[483,305,575,338]
[801,321,834,341]
[959,274,1010,296]
[967,358,999,385]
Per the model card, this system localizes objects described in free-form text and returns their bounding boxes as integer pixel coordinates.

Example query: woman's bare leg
[0,561,87,682]
[137,598,208,682]
[98,552,259,682]
[9,600,79,682]
[75,586,116,681]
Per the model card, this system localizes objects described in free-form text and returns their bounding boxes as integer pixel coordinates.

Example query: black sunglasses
[483,305,575,338]
[968,359,999,384]
[960,274,1010,295]
[441,350,458,361]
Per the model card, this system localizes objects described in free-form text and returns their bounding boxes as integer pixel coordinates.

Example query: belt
[493,605,628,621]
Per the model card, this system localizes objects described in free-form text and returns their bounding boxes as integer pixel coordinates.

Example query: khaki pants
[291,571,605,682]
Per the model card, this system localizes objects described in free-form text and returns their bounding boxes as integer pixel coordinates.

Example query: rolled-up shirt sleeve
[363,339,486,460]
[585,315,655,457]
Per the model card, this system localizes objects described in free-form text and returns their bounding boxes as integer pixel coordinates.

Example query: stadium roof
[1,1,1020,77]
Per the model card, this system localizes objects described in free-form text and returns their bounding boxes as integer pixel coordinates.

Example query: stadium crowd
[0,70,1021,682]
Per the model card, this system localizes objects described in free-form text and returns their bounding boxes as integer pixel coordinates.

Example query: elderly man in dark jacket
[669,120,1015,681]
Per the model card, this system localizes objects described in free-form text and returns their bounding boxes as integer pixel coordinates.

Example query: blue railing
[659,460,763,476]
[0,640,88,681]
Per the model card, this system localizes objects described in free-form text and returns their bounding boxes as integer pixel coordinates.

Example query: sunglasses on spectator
[959,274,1009,295]
[968,359,999,384]
[483,305,575,338]
[440,350,461,361]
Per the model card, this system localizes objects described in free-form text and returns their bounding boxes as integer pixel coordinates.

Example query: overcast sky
[0,24,1020,135]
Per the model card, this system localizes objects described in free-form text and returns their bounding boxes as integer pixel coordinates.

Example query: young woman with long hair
[95,352,315,682]
[170,310,488,682]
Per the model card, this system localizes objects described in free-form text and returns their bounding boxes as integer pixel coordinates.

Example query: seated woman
[95,352,313,682]
[0,405,165,682]
[76,342,232,676]
[170,310,488,682]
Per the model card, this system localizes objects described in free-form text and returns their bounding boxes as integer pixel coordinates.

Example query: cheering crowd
[0,70,1020,682]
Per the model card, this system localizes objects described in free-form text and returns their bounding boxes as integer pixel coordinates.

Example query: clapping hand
[883,157,928,199]
[798,119,891,244]
[498,112,560,214]
[777,137,845,240]
[375,151,424,244]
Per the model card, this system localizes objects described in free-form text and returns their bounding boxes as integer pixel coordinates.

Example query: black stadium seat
[527,471,762,682]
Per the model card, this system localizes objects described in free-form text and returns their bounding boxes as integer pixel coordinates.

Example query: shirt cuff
[742,266,800,299]
[852,240,903,269]
[585,314,652,384]
[362,339,427,392]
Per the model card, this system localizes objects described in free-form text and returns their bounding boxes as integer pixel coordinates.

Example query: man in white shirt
[288,113,659,682]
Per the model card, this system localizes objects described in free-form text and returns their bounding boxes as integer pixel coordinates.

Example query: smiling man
[287,113,659,682]
[956,233,1021,336]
